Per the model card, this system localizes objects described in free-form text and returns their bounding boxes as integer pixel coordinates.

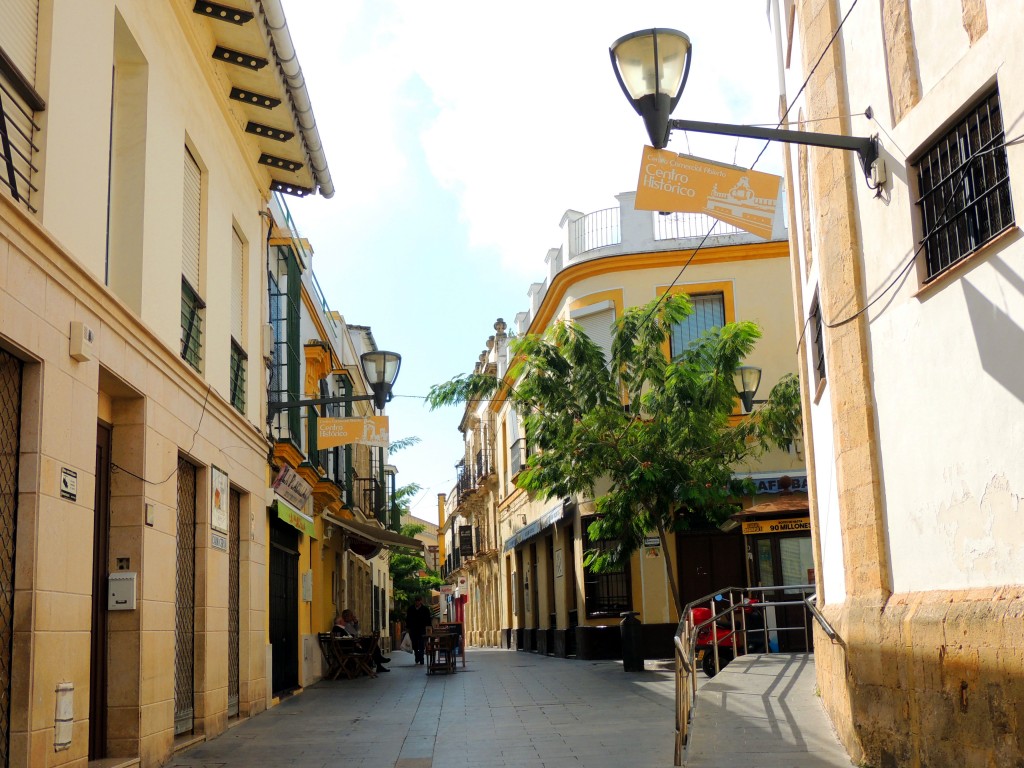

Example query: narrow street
[168,649,678,768]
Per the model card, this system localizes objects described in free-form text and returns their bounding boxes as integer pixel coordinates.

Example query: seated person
[334,610,390,672]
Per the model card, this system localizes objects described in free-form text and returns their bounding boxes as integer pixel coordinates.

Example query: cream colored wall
[1,194,269,765]
[38,0,267,427]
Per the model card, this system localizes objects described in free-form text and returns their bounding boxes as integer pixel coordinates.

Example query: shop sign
[635,147,783,239]
[275,498,316,538]
[734,472,808,494]
[741,517,811,535]
[459,525,474,557]
[317,415,389,449]
[272,465,312,510]
[439,585,455,595]
[643,536,661,548]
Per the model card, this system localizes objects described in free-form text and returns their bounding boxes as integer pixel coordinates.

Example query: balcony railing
[653,210,743,240]
[354,477,383,519]
[474,447,493,479]
[570,206,620,254]
[0,58,43,214]
[509,437,530,478]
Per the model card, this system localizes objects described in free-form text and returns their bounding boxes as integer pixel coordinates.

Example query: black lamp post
[610,28,879,179]
[268,349,402,418]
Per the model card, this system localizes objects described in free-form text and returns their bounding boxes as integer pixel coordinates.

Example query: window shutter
[231,228,244,341]
[0,0,40,85]
[574,307,615,363]
[182,149,201,291]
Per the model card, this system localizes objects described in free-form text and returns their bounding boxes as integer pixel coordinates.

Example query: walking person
[406,596,432,666]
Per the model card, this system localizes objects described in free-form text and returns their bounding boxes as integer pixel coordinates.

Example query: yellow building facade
[489,192,805,658]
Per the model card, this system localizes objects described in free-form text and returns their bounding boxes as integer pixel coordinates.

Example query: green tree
[427,294,800,614]
[388,482,441,623]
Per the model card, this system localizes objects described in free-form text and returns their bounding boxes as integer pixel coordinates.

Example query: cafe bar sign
[272,464,312,511]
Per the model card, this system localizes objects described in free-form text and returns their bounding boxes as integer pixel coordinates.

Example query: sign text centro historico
[634,146,783,240]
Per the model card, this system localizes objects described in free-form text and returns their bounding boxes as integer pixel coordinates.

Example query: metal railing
[653,210,743,240]
[672,585,838,765]
[570,206,620,254]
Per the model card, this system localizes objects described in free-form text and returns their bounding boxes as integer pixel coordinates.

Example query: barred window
[808,290,825,388]
[670,293,725,359]
[180,278,204,371]
[229,339,246,413]
[581,516,632,619]
[915,88,1014,281]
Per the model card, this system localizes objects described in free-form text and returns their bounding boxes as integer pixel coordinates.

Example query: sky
[279,1,787,524]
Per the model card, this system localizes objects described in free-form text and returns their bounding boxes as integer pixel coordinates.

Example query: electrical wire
[111,384,213,486]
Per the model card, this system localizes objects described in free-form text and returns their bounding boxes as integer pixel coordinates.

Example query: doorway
[268,516,299,694]
[174,458,196,736]
[227,489,240,718]
[676,530,746,610]
[90,424,112,758]
[748,533,814,651]
[0,350,23,767]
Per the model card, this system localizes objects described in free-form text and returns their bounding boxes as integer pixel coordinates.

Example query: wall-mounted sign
[211,532,228,552]
[275,498,316,538]
[60,468,77,502]
[317,415,389,449]
[439,585,455,595]
[741,517,811,535]
[734,472,808,494]
[459,525,474,557]
[211,465,229,534]
[272,464,312,511]
[635,146,783,239]
[643,536,661,548]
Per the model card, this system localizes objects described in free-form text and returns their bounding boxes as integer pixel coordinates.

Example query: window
[915,87,1014,281]
[180,278,204,370]
[181,148,203,371]
[581,516,632,618]
[670,292,725,359]
[268,248,301,442]
[808,290,826,388]
[570,301,615,363]
[229,340,246,413]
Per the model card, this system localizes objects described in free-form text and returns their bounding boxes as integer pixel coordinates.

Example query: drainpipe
[257,0,336,198]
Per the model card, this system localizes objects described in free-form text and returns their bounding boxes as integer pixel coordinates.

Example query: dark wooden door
[676,530,746,610]
[89,424,111,758]
[269,518,298,694]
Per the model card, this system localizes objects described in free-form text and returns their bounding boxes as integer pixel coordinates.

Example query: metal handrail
[673,584,818,766]
[804,593,838,641]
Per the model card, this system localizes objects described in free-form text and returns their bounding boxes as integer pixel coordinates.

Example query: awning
[275,498,316,538]
[503,499,572,552]
[323,512,424,558]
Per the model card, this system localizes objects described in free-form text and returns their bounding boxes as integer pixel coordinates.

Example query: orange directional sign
[317,415,389,449]
[635,146,783,239]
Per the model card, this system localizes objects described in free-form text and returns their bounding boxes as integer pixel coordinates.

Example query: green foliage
[428,294,802,612]
[387,481,441,623]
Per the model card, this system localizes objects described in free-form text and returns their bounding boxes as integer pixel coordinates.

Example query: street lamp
[732,365,763,414]
[610,28,879,179]
[267,349,402,418]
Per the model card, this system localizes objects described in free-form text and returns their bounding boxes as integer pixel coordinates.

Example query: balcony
[474,447,494,480]
[509,437,529,478]
[354,477,383,520]
[0,57,43,214]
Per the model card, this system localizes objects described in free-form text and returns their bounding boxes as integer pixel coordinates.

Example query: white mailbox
[108,572,137,611]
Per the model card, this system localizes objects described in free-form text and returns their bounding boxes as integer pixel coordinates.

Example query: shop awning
[503,499,572,552]
[323,512,424,558]
[275,498,316,538]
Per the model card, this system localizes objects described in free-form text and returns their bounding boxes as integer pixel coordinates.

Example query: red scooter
[691,596,766,678]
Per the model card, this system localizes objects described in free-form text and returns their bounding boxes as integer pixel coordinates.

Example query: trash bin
[620,611,643,672]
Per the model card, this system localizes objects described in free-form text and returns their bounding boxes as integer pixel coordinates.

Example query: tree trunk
[656,519,683,618]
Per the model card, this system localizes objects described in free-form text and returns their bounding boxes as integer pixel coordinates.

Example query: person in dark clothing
[405,596,432,665]
[334,610,391,672]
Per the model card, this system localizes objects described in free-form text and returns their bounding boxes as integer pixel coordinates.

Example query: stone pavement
[168,648,679,768]
[684,653,853,767]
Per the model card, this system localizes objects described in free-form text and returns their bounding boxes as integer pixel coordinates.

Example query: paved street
[169,648,679,768]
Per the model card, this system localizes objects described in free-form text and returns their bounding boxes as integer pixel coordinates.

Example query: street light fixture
[267,349,402,418]
[610,28,879,179]
[732,365,763,414]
